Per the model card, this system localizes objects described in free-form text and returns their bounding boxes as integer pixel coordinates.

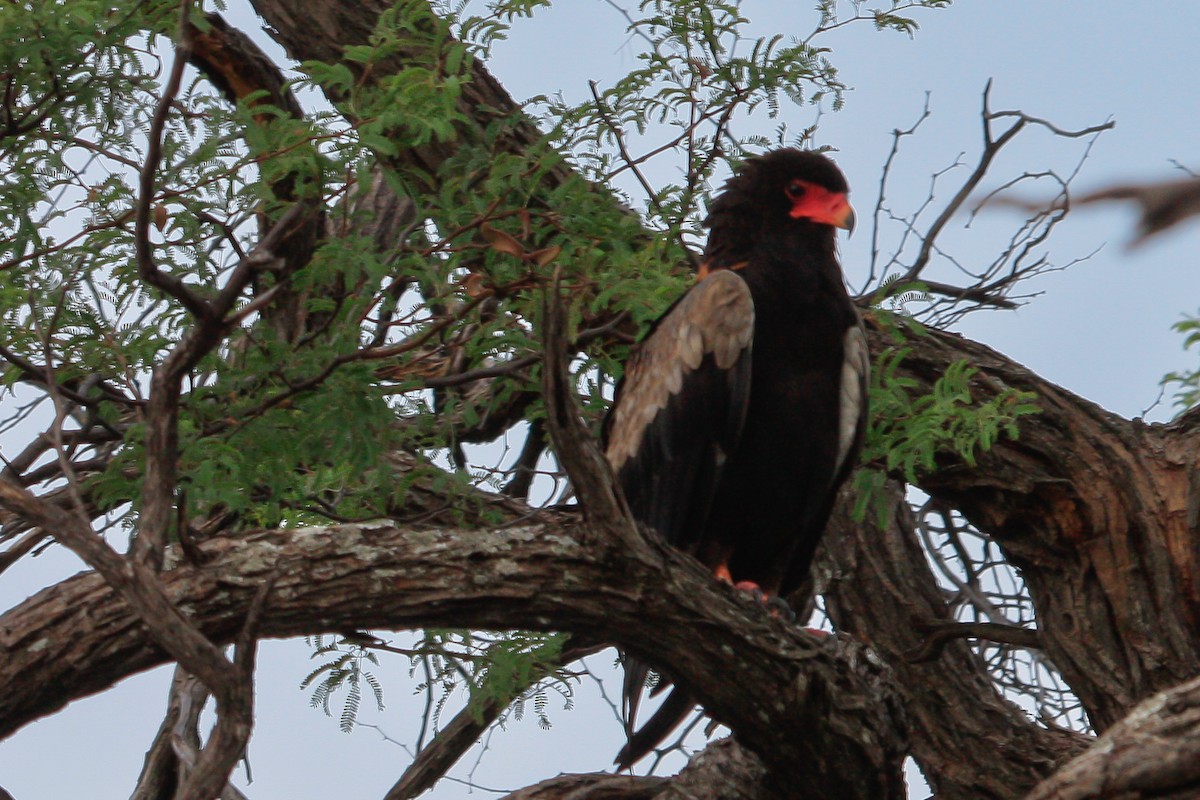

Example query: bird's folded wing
[603,269,755,551]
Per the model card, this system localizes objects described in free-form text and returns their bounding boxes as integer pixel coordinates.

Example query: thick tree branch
[131,667,250,800]
[1026,674,1200,800]
[7,3,1193,798]
[539,277,630,530]
[0,475,261,800]
[0,510,907,799]
[500,773,666,800]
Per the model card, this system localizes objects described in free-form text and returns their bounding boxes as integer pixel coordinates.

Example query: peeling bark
[1026,674,1200,800]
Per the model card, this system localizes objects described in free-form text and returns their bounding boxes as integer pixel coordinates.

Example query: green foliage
[417,629,571,728]
[483,631,566,716]
[434,0,554,57]
[539,0,847,247]
[0,0,415,528]
[302,636,386,733]
[853,315,1040,524]
[302,631,573,733]
[302,0,476,152]
[815,0,955,37]
[493,633,570,728]
[1161,311,1200,412]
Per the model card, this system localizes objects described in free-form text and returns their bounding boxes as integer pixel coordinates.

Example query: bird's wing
[603,268,755,551]
[833,319,871,485]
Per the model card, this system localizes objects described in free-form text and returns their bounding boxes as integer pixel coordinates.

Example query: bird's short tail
[616,654,697,769]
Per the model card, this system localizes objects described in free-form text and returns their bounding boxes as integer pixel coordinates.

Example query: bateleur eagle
[603,148,869,769]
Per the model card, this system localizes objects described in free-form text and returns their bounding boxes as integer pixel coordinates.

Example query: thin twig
[908,620,1041,663]
[135,1,210,320]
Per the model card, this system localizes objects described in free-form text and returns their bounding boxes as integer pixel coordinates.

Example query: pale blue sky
[3,2,1199,798]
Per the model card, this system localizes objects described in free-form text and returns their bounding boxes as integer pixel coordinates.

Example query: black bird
[603,149,869,769]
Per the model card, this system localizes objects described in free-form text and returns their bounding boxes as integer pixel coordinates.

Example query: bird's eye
[785,180,806,200]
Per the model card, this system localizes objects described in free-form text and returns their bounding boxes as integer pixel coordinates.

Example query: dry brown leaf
[533,245,562,267]
[480,222,525,258]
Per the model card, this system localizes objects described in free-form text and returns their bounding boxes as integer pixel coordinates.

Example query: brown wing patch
[606,270,754,472]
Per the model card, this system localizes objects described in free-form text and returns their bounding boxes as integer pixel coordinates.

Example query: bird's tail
[616,654,696,769]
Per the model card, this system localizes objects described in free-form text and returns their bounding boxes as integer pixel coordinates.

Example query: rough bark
[131,666,250,800]
[245,0,645,446]
[819,484,1090,800]
[9,314,1193,798]
[497,738,769,800]
[247,0,579,196]
[500,774,667,800]
[1025,673,1200,800]
[655,738,770,800]
[6,1,1200,797]
[0,512,907,799]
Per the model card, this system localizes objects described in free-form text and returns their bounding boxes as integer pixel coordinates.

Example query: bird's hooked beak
[787,184,856,235]
[835,202,856,235]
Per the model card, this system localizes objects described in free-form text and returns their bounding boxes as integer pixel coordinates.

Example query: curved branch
[908,619,1041,661]
[497,737,770,800]
[880,321,1200,732]
[0,511,907,798]
[136,2,211,322]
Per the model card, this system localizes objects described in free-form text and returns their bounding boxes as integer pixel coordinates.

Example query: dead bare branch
[862,81,1113,323]
[994,177,1200,247]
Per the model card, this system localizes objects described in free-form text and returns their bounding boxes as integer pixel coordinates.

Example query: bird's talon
[766,595,797,623]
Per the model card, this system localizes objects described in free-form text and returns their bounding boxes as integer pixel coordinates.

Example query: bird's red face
[784,179,856,232]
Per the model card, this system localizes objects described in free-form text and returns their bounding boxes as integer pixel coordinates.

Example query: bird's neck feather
[703,214,837,274]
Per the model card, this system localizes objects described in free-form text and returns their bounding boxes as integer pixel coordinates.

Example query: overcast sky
[3,2,1200,798]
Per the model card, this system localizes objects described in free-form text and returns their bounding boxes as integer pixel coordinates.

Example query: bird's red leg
[712,563,768,601]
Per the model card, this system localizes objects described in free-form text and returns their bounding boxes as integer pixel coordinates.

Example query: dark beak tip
[842,208,856,236]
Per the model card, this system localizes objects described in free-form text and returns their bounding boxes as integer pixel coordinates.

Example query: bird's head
[706,149,856,234]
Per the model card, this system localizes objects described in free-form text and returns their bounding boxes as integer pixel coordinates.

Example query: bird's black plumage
[603,149,869,769]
